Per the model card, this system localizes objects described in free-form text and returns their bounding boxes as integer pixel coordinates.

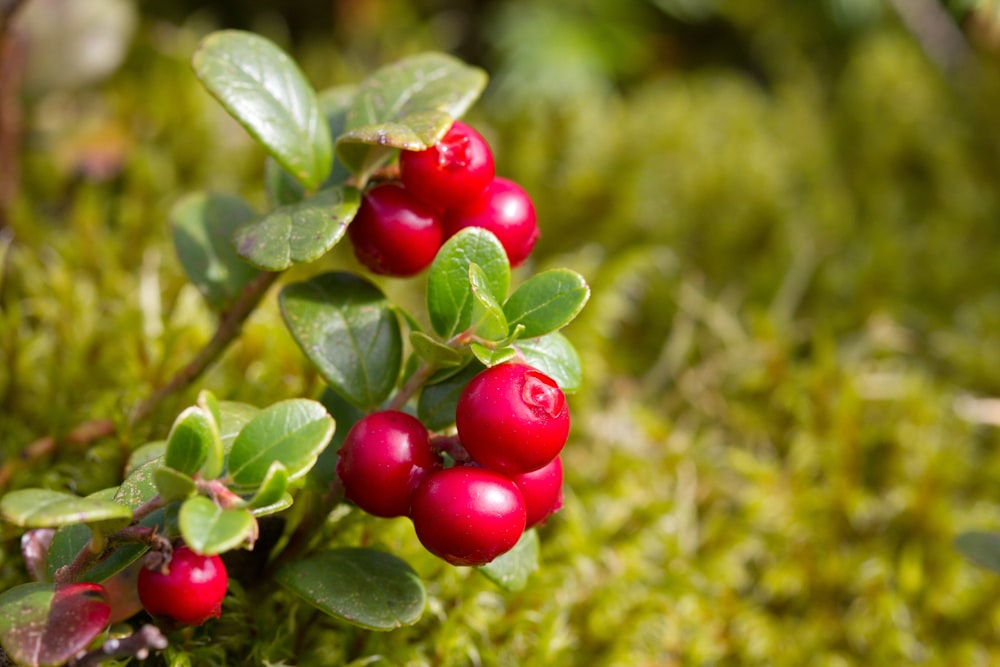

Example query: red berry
[348,183,444,276]
[443,177,539,267]
[337,410,439,518]
[400,121,495,210]
[137,545,228,626]
[410,466,526,565]
[456,363,569,474]
[509,456,564,528]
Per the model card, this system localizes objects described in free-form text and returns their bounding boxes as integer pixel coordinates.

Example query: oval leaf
[478,529,539,592]
[280,272,403,410]
[409,331,464,368]
[233,185,361,271]
[469,263,508,341]
[219,401,260,453]
[193,30,332,190]
[275,548,425,630]
[227,398,334,490]
[179,496,256,555]
[247,461,289,509]
[427,228,510,339]
[153,466,197,503]
[417,361,483,431]
[196,390,225,479]
[504,269,590,338]
[0,582,110,667]
[0,489,131,529]
[164,406,212,476]
[338,52,487,180]
[170,191,260,310]
[514,332,583,392]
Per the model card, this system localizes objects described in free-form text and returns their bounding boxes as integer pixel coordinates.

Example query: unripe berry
[410,466,526,566]
[400,121,495,210]
[443,177,539,267]
[348,183,444,277]
[456,363,569,474]
[137,545,228,626]
[509,456,564,528]
[337,410,439,518]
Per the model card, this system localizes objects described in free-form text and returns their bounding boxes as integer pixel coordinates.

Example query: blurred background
[5,0,1000,664]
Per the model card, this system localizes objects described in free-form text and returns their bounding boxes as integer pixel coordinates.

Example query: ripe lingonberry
[456,363,570,475]
[137,545,228,626]
[337,410,439,518]
[443,177,539,267]
[509,455,564,528]
[410,466,526,566]
[348,183,443,277]
[400,120,495,210]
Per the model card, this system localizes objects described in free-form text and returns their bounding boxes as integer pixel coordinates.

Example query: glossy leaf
[114,458,162,509]
[0,489,131,529]
[514,332,583,392]
[163,406,211,476]
[247,461,289,509]
[478,529,539,592]
[0,582,110,667]
[955,531,1000,575]
[308,386,367,490]
[503,269,590,338]
[219,401,260,452]
[227,398,334,490]
[427,228,510,339]
[338,52,487,181]
[250,492,293,518]
[470,343,517,367]
[170,191,259,310]
[417,361,483,431]
[275,548,425,630]
[469,263,508,341]
[280,272,403,410]
[192,30,332,190]
[124,441,165,476]
[409,330,464,368]
[153,466,197,503]
[233,185,361,271]
[179,496,256,555]
[197,390,225,479]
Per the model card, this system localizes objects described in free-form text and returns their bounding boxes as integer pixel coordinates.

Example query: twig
[69,625,168,667]
[888,0,971,74]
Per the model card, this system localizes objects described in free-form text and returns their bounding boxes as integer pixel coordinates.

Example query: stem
[131,494,165,523]
[430,433,471,464]
[69,625,168,667]
[128,270,280,427]
[386,362,438,411]
[53,523,167,584]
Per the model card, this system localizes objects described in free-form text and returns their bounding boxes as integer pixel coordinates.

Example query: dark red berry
[410,466,526,566]
[137,545,227,626]
[509,455,564,528]
[348,183,444,277]
[443,177,539,267]
[400,121,495,210]
[456,363,569,474]
[337,410,439,518]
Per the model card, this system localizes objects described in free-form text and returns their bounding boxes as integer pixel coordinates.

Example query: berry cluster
[336,363,569,565]
[348,122,540,276]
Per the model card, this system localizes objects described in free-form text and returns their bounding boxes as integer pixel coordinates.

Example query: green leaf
[219,401,260,452]
[114,458,162,509]
[417,361,483,431]
[0,489,131,529]
[247,461,289,509]
[514,332,583,392]
[427,228,510,339]
[179,496,256,555]
[478,529,539,592]
[275,548,425,630]
[280,272,403,411]
[170,191,260,310]
[0,582,111,667]
[504,269,590,338]
[197,390,225,479]
[470,343,517,367]
[308,387,367,490]
[409,330,464,367]
[153,466,197,503]
[469,263,508,341]
[192,30,332,190]
[956,531,1000,575]
[233,185,361,271]
[124,440,165,476]
[164,406,211,476]
[250,493,293,518]
[227,398,335,490]
[337,52,487,181]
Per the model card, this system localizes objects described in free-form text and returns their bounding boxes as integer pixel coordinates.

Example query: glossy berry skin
[400,121,495,210]
[137,545,227,626]
[443,177,539,267]
[337,410,439,518]
[348,183,444,277]
[509,455,564,528]
[410,466,526,566]
[456,363,570,475]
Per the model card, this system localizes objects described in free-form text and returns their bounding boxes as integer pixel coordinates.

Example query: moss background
[5,0,1000,664]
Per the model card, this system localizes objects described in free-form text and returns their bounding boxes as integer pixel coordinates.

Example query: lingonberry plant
[0,30,589,666]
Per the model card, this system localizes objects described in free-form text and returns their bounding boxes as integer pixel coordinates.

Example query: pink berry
[456,363,569,475]
[410,466,526,566]
[400,121,495,210]
[337,411,439,518]
[443,177,539,267]
[137,545,228,626]
[509,456,564,528]
[348,183,444,277]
